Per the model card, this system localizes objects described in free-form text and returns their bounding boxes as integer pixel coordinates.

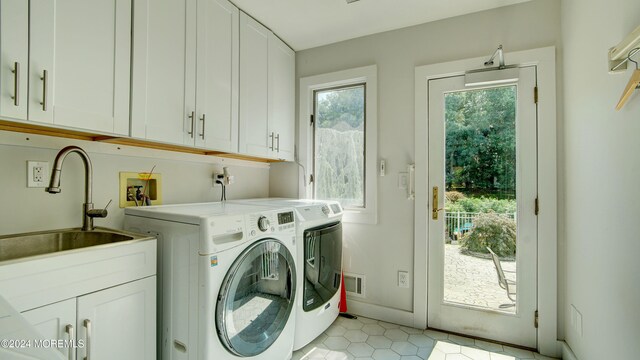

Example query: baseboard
[560,341,579,360]
[346,298,416,328]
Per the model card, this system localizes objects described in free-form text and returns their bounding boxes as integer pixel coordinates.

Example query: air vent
[343,272,365,298]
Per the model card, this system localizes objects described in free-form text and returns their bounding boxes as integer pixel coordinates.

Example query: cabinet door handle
[275,133,280,152]
[199,114,205,139]
[65,324,75,360]
[40,70,48,111]
[10,62,19,106]
[269,132,274,151]
[83,319,91,360]
[187,111,195,137]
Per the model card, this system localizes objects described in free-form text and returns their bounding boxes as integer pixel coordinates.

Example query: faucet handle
[87,199,112,218]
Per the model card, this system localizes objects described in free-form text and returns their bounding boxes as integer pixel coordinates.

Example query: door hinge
[310,114,314,126]
[309,174,314,183]
[534,310,539,328]
[534,197,539,215]
[534,86,539,104]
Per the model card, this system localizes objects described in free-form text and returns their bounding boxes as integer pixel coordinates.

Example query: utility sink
[0,227,156,313]
[0,228,144,262]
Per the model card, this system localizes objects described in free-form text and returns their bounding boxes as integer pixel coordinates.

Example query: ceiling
[231,0,531,50]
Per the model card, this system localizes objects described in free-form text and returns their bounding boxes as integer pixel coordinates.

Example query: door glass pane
[303,222,343,312]
[314,85,365,208]
[442,86,518,313]
[216,239,296,356]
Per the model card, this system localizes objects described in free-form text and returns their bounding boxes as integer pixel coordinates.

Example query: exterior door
[216,238,296,357]
[427,66,538,347]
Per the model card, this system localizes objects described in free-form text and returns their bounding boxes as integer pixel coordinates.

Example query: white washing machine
[124,202,297,360]
[229,198,343,350]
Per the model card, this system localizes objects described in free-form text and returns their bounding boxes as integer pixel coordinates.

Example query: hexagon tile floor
[291,316,558,360]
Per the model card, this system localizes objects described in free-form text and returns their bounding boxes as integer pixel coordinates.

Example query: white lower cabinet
[22,298,76,360]
[22,277,156,360]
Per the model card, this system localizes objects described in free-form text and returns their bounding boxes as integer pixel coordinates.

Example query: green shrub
[446,196,516,214]
[460,212,516,257]
[445,191,466,203]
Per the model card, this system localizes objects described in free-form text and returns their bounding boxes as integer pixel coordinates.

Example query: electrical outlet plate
[27,161,49,188]
[398,271,409,288]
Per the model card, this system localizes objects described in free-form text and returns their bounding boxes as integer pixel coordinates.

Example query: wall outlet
[398,271,409,288]
[27,161,49,188]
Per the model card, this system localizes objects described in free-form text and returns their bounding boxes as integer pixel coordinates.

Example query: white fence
[445,211,516,240]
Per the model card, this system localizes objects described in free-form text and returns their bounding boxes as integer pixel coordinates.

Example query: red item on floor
[339,271,348,313]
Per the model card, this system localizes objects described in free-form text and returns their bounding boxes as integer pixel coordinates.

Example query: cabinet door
[239,12,272,158]
[268,33,296,161]
[22,298,76,359]
[131,0,197,146]
[29,0,131,134]
[0,0,29,120]
[77,276,156,360]
[195,0,239,152]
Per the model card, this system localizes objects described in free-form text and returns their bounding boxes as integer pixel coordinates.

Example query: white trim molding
[298,65,378,224]
[414,47,558,357]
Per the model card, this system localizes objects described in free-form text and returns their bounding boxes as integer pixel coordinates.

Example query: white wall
[273,0,561,316]
[0,132,269,236]
[561,0,640,359]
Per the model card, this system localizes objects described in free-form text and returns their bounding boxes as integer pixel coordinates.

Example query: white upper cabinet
[131,0,197,145]
[132,0,239,151]
[195,0,239,152]
[29,0,131,134]
[239,12,295,160]
[268,33,296,161]
[239,12,271,158]
[0,0,29,121]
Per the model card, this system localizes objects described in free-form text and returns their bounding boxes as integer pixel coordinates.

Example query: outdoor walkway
[444,244,516,312]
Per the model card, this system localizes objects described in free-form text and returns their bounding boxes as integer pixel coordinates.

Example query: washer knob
[258,216,270,232]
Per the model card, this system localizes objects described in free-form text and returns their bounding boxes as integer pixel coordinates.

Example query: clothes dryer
[229,198,343,350]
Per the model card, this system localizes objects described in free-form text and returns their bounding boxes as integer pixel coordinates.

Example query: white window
[299,65,377,224]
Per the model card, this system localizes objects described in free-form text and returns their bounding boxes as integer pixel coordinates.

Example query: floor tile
[408,334,435,348]
[345,329,369,342]
[293,317,558,360]
[367,335,393,349]
[348,342,375,357]
[325,336,351,350]
[384,328,409,341]
[423,329,449,340]
[372,348,401,360]
[362,324,386,336]
[460,346,491,360]
[391,341,418,356]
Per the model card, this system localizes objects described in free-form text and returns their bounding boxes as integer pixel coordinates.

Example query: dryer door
[216,238,296,357]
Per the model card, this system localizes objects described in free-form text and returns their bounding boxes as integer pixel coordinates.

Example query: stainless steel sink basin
[0,228,150,263]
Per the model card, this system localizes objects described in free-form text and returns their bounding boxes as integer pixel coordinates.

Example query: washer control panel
[247,209,296,238]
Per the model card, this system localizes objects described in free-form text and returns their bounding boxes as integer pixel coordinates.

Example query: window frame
[299,65,378,224]
[312,83,367,209]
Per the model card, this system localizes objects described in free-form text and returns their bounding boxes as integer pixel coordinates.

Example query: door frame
[413,47,558,357]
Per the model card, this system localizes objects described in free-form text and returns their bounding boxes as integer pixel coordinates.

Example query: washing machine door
[216,238,296,357]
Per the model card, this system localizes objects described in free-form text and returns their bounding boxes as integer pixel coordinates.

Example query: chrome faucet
[45,146,108,231]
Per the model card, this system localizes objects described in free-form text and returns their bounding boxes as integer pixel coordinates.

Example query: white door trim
[414,46,558,357]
